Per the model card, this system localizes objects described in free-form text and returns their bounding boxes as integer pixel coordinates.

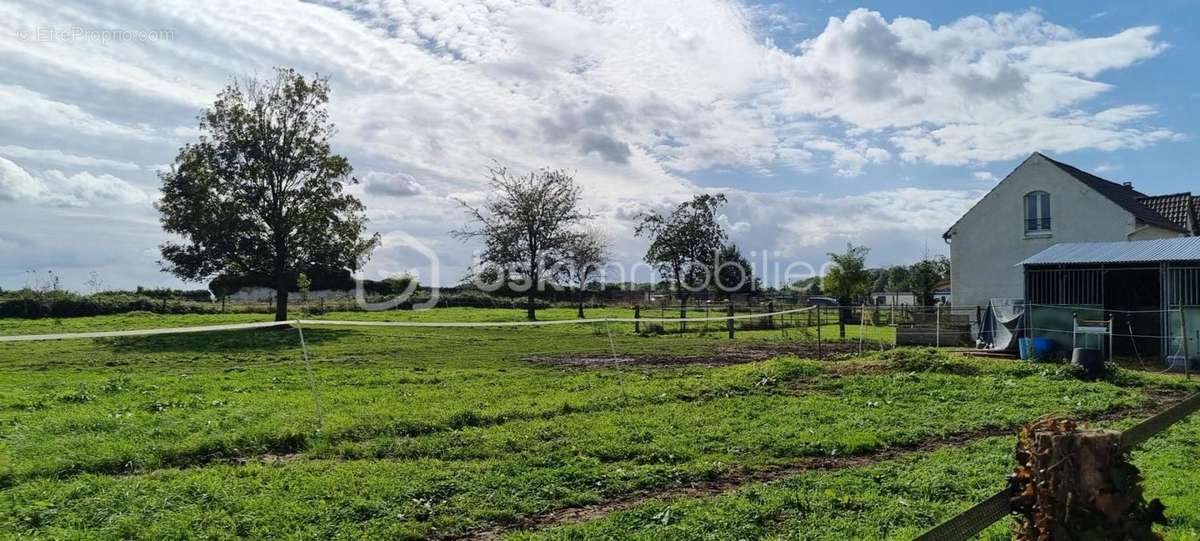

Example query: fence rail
[915,391,1200,541]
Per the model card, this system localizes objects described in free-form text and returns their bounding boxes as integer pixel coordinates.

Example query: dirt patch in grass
[447,388,1193,541]
[530,341,872,368]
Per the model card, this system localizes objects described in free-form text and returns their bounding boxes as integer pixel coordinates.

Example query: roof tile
[1038,153,1188,234]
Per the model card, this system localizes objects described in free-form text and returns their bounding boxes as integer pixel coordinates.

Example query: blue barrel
[1031,337,1054,360]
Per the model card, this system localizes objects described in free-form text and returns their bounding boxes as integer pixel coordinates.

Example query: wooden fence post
[634,304,640,334]
[767,301,774,329]
[726,302,734,339]
[817,306,823,360]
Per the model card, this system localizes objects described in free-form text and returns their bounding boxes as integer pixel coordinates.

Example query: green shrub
[0,291,217,319]
[873,347,980,375]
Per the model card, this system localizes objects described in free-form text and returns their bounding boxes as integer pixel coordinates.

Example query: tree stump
[1009,419,1166,540]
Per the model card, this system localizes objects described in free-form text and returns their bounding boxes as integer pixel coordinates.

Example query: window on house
[1024,191,1051,232]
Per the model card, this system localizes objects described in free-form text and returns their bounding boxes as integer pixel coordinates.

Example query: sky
[1,0,1197,291]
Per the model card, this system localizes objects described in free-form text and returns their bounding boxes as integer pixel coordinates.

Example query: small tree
[908,255,950,306]
[562,227,610,318]
[636,194,728,328]
[296,272,312,308]
[453,165,590,320]
[823,243,871,338]
[380,274,418,298]
[158,68,379,321]
[886,265,911,293]
[712,244,756,296]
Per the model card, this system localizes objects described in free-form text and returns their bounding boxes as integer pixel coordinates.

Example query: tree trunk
[838,300,846,339]
[577,289,585,318]
[274,275,289,322]
[527,259,538,321]
[679,295,687,333]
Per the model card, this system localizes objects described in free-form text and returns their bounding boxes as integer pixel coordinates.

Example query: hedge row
[0,293,218,319]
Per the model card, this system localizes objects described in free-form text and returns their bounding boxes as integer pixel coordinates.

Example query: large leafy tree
[822,243,871,337]
[158,68,378,321]
[453,165,589,320]
[636,194,728,327]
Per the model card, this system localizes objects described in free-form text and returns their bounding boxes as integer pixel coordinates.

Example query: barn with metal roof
[1018,237,1200,361]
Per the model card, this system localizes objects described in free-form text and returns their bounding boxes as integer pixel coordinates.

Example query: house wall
[871,291,917,306]
[946,153,1159,310]
[225,286,354,302]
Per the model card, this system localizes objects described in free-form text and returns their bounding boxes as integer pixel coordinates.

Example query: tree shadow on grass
[100,326,355,354]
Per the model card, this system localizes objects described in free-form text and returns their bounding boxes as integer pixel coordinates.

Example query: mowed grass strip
[512,414,1200,541]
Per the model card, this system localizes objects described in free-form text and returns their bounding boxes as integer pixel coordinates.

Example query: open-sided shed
[1018,237,1200,362]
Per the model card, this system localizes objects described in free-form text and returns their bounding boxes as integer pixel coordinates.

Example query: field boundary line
[297,307,814,327]
[0,320,288,342]
[0,307,817,342]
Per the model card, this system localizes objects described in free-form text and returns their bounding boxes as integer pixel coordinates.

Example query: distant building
[872,291,917,306]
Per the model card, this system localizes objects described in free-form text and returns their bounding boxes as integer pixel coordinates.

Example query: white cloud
[802,139,891,177]
[0,85,156,141]
[766,9,1174,165]
[972,171,999,182]
[0,1,1181,288]
[0,157,149,207]
[364,171,426,197]
[0,156,43,201]
[1024,26,1167,78]
[891,111,1181,165]
[0,145,140,171]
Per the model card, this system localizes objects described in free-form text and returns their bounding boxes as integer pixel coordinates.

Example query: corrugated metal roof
[1018,237,1200,266]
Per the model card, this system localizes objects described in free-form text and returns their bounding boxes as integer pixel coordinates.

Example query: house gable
[945,153,1156,309]
[944,153,1140,242]
[944,152,1190,240]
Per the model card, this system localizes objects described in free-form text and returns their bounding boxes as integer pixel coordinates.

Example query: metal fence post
[1025,303,1034,360]
[633,304,640,334]
[935,305,941,348]
[1181,306,1190,380]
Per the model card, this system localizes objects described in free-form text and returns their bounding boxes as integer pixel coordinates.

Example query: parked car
[806,296,839,306]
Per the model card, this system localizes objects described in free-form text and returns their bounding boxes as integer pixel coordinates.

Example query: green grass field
[0,308,1196,539]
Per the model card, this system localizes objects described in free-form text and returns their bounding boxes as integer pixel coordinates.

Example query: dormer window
[1025,191,1051,233]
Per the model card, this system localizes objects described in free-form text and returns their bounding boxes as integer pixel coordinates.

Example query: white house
[943,152,1197,310]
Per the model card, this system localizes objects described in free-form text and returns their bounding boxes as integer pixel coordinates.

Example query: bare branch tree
[452,164,590,320]
[562,226,611,318]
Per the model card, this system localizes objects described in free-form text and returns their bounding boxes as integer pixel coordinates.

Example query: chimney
[1122,181,1133,189]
